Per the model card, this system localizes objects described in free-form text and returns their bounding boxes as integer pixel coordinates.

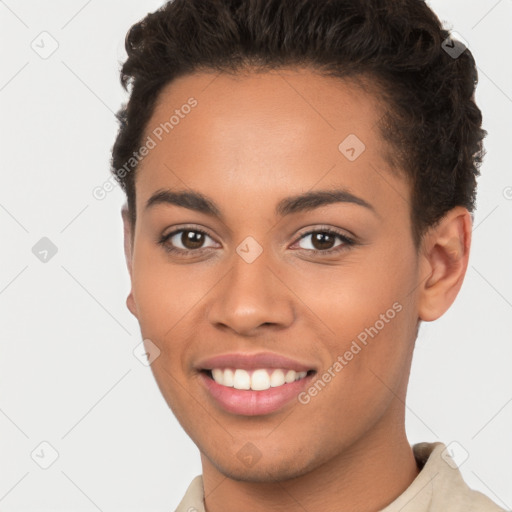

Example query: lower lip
[199,371,315,416]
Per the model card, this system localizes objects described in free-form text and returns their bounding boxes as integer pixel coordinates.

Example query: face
[125,68,425,482]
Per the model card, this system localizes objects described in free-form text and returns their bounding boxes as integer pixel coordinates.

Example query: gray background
[1,1,511,510]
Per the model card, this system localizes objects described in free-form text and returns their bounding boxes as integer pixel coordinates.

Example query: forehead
[134,68,406,219]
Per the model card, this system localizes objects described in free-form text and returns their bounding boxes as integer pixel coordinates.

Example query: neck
[200,414,420,512]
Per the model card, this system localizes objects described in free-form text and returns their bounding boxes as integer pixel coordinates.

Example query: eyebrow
[145,188,377,219]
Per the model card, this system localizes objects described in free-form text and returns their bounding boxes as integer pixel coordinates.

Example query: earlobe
[417,207,472,322]
[126,292,138,318]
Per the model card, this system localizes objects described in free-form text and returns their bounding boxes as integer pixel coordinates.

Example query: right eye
[158,227,219,255]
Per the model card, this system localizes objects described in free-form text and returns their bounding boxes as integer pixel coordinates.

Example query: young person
[111,0,506,510]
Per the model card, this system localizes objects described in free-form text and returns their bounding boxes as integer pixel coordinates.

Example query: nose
[207,247,295,336]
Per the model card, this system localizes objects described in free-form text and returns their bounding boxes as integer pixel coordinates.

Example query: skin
[122,68,472,512]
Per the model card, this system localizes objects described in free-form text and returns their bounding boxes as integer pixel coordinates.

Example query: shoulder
[416,442,508,512]
[174,475,205,512]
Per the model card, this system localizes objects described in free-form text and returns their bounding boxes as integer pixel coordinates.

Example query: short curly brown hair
[111,0,486,247]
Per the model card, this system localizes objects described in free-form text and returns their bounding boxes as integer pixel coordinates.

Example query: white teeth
[223,368,234,387]
[285,370,296,383]
[211,368,224,386]
[233,369,251,390]
[270,369,285,387]
[209,368,309,390]
[251,369,270,391]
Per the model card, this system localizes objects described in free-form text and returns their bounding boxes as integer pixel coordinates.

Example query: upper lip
[195,352,317,372]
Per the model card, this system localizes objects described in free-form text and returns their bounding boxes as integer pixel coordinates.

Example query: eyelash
[158,225,356,258]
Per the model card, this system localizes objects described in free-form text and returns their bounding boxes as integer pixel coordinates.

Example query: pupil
[182,230,204,249]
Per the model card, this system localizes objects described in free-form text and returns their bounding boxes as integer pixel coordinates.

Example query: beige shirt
[175,442,507,511]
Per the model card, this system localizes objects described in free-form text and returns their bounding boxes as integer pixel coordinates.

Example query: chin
[218,463,312,483]
[205,447,319,483]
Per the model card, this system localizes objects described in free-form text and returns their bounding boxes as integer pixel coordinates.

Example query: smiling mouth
[201,368,316,391]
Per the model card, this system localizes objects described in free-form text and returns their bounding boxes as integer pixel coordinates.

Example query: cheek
[289,246,418,401]
[129,260,192,388]
[283,245,417,343]
[130,245,208,338]
[130,254,203,410]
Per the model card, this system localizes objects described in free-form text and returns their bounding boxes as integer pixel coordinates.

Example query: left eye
[295,230,353,252]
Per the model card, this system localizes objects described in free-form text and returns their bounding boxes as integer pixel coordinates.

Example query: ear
[122,205,138,318]
[417,206,472,322]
